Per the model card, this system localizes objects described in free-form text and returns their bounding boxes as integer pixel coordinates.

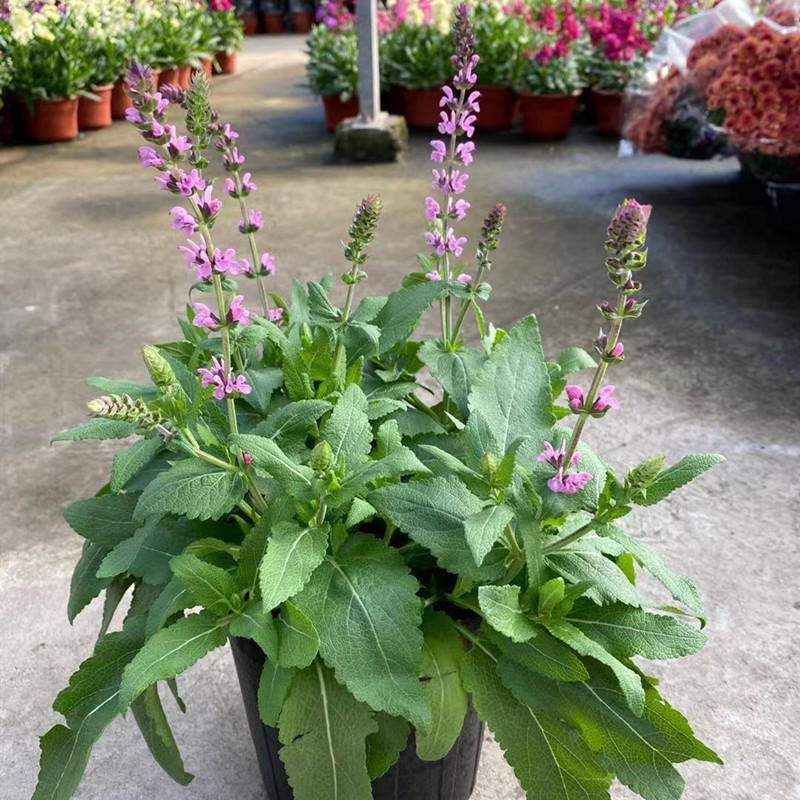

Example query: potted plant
[471,3,525,131]
[290,0,315,34]
[34,8,723,800]
[306,5,359,130]
[237,0,261,34]
[261,0,287,34]
[582,2,649,136]
[515,5,584,141]
[208,0,246,74]
[150,2,203,90]
[0,7,91,142]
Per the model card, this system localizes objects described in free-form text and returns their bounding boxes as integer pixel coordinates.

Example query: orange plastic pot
[111,80,133,119]
[78,85,113,131]
[401,87,442,129]
[27,98,79,143]
[321,94,358,131]
[474,85,517,131]
[196,58,213,80]
[216,51,237,75]
[263,13,284,33]
[292,11,313,32]
[158,67,181,88]
[178,66,192,89]
[242,11,259,34]
[590,88,624,137]
[519,91,578,139]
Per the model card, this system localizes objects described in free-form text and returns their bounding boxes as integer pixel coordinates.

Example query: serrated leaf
[464,504,514,566]
[366,712,410,780]
[68,542,113,623]
[277,602,319,668]
[416,610,468,761]
[236,496,295,593]
[557,347,597,376]
[634,455,723,506]
[251,399,332,439]
[479,585,538,643]
[293,535,430,730]
[97,576,133,642]
[232,434,315,496]
[462,648,612,800]
[119,612,226,710]
[111,438,162,494]
[229,600,278,660]
[86,377,157,400]
[130,684,193,785]
[565,601,707,660]
[345,498,376,530]
[419,342,485,416]
[242,367,284,415]
[134,459,246,523]
[258,661,295,727]
[417,444,483,482]
[52,419,137,443]
[259,522,329,612]
[169,553,238,616]
[466,315,553,456]
[63,494,139,548]
[321,384,372,471]
[375,281,448,353]
[369,477,505,581]
[146,577,194,638]
[278,661,377,800]
[545,619,645,715]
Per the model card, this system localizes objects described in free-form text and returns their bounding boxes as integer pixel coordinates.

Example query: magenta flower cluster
[198,356,252,400]
[537,440,593,494]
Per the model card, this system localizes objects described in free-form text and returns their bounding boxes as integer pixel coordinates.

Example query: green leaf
[366,712,410,780]
[598,524,703,616]
[466,315,553,456]
[277,602,319,669]
[242,367,284,415]
[236,496,295,593]
[96,519,190,585]
[169,553,238,616]
[52,419,137,443]
[68,542,113,623]
[145,577,194,638]
[538,576,566,616]
[119,612,227,710]
[259,522,329,611]
[417,444,482,483]
[461,649,612,800]
[483,625,589,682]
[111,438,162,494]
[258,661,295,727]
[375,281,448,353]
[33,624,144,800]
[252,399,332,439]
[370,477,505,581]
[416,610,468,761]
[565,601,707,660]
[634,455,723,506]
[278,661,377,800]
[556,347,597,376]
[321,384,372,471]
[86,377,157,400]
[418,342,485,416]
[545,620,645,715]
[229,601,279,660]
[134,459,246,523]
[232,434,315,497]
[97,576,133,642]
[63,494,139,548]
[345,498,376,530]
[478,585,538,643]
[130,685,193,785]
[464,504,514,566]
[293,535,431,730]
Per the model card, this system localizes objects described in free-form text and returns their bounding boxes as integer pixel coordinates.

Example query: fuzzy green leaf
[464,504,514,566]
[63,494,139,548]
[134,459,246,523]
[258,661,295,727]
[119,612,226,710]
[479,585,539,643]
[259,522,329,612]
[252,399,332,440]
[52,419,137,443]
[169,553,238,616]
[111,438,162,494]
[232,434,315,497]
[556,347,597,376]
[321,384,373,471]
[68,542,113,623]
[419,342,485,416]
[293,535,431,730]
[278,661,378,800]
[375,281,448,353]
[634,455,723,507]
[366,713,410,780]
[241,367,284,415]
[236,496,294,594]
[145,577,193,638]
[229,600,279,660]
[277,602,319,669]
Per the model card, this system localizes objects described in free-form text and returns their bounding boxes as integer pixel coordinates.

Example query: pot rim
[517,89,582,99]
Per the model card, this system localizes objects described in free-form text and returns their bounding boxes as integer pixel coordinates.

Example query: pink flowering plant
[36,7,723,800]
[305,6,359,101]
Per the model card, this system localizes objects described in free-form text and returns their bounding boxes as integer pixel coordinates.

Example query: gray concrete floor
[1,35,799,800]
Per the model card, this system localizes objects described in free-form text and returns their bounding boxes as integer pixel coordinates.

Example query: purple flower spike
[426,271,442,282]
[238,209,264,234]
[138,146,164,169]
[268,308,284,324]
[547,469,593,494]
[424,197,441,221]
[260,253,276,276]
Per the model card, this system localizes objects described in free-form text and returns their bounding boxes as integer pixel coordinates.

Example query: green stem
[450,620,497,661]
[193,448,241,473]
[332,280,356,376]
[541,519,596,555]
[235,191,270,317]
[450,261,487,345]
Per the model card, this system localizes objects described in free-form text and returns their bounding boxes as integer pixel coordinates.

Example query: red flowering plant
[207,0,246,58]
[515,1,584,95]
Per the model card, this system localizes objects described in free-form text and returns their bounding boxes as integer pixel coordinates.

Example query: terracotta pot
[242,11,259,34]
[215,51,237,75]
[519,91,579,139]
[111,80,133,119]
[401,87,442,129]
[195,58,213,80]
[178,66,192,89]
[263,13,284,33]
[78,85,113,131]
[590,87,624,137]
[292,10,313,32]
[321,94,358,131]
[158,67,181,88]
[27,98,79,143]
[474,85,517,131]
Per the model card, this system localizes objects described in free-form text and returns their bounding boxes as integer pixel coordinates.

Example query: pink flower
[440,86,456,107]
[537,440,580,470]
[260,253,276,276]
[198,356,251,400]
[178,169,206,197]
[223,146,245,170]
[242,451,254,465]
[426,231,447,256]
[213,247,242,275]
[138,146,164,169]
[241,172,257,193]
[565,385,584,410]
[268,307,284,324]
[192,302,218,329]
[169,207,198,234]
[456,273,472,285]
[593,385,620,413]
[166,129,192,159]
[430,141,447,162]
[179,239,213,281]
[458,113,477,137]
[194,185,222,222]
[426,270,442,281]
[223,178,236,196]
[450,170,469,194]
[238,209,264,234]
[446,229,467,257]
[454,199,470,220]
[456,141,475,165]
[228,295,251,326]
[438,111,458,135]
[548,469,593,494]
[464,91,481,113]
[424,197,441,221]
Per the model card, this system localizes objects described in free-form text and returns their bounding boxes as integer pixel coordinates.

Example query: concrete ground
[1,35,799,800]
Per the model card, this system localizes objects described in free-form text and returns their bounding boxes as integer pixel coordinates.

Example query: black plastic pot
[229,637,485,800]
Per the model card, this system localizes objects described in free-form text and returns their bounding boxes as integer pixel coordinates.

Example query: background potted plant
[208,0,246,75]
[290,0,315,33]
[33,8,723,800]
[515,4,584,141]
[306,4,360,130]
[151,0,205,90]
[111,3,160,120]
[261,0,287,33]
[236,0,261,35]
[0,4,91,143]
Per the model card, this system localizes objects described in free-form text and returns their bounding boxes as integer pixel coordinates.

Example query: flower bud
[597,300,618,321]
[300,323,314,348]
[480,451,499,478]
[87,394,162,430]
[607,199,652,250]
[310,441,334,476]
[143,345,177,390]
[625,455,666,501]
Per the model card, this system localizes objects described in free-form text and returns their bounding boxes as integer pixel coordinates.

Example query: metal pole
[356,0,380,125]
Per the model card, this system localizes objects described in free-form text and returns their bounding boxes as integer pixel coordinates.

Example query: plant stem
[449,620,497,661]
[541,519,596,554]
[332,280,356,377]
[235,192,270,317]
[450,261,487,345]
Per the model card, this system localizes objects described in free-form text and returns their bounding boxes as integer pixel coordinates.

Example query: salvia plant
[35,5,723,800]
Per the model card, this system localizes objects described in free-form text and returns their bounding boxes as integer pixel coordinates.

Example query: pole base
[333,113,408,163]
